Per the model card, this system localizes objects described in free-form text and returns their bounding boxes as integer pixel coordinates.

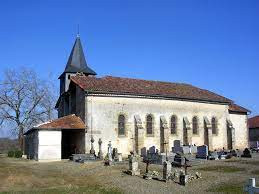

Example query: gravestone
[112,148,118,160]
[141,147,147,157]
[167,152,176,162]
[220,154,227,160]
[174,154,186,166]
[241,148,252,158]
[149,146,156,154]
[182,146,191,154]
[196,145,208,159]
[158,153,167,165]
[163,161,171,181]
[172,140,183,153]
[208,152,219,160]
[129,155,140,176]
[118,153,122,162]
[235,149,242,157]
[190,146,198,154]
[179,171,189,186]
[72,154,96,163]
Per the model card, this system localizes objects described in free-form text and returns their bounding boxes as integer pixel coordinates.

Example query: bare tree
[0,67,57,151]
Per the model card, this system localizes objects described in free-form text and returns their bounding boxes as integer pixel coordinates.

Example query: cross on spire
[77,24,80,38]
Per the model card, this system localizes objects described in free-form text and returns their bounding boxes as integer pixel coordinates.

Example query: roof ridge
[102,75,192,86]
[70,74,233,104]
[250,115,259,119]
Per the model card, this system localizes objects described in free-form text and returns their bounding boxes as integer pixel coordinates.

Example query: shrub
[8,150,15,157]
[7,150,23,158]
[14,150,23,158]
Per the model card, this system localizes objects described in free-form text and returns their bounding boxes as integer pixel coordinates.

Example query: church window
[171,115,177,134]
[212,117,217,134]
[146,114,153,135]
[192,116,198,134]
[118,114,125,135]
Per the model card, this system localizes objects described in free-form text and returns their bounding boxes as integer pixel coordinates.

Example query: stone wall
[84,95,241,157]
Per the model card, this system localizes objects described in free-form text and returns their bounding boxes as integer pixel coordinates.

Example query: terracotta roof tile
[70,75,232,103]
[249,116,259,128]
[35,114,85,129]
[229,103,250,114]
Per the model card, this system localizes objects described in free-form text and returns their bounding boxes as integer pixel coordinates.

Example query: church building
[24,35,250,161]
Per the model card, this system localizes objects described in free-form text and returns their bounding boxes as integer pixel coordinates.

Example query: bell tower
[59,34,96,95]
[57,34,96,117]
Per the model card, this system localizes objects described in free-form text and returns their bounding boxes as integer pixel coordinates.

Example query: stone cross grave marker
[163,141,169,160]
[108,141,113,164]
[130,134,136,156]
[163,161,171,181]
[98,138,103,160]
[90,136,95,155]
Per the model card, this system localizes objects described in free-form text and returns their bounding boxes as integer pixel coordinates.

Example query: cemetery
[56,139,259,193]
[0,146,259,193]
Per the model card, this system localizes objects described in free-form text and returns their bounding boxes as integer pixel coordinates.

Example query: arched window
[211,117,217,134]
[192,116,198,134]
[118,114,125,135]
[171,115,177,134]
[146,114,153,135]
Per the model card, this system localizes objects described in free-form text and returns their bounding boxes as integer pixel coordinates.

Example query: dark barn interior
[61,129,85,159]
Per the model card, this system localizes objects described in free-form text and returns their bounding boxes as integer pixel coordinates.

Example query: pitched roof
[70,75,232,103]
[63,36,96,76]
[229,103,250,114]
[36,114,85,129]
[24,114,86,135]
[248,116,259,129]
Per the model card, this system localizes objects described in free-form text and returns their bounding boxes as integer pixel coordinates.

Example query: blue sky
[0,0,258,125]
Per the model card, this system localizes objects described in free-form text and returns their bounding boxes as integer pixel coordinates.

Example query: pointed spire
[77,24,80,38]
[63,35,96,75]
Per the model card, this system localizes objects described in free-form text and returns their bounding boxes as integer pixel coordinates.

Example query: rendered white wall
[85,96,233,157]
[229,113,249,149]
[38,130,61,161]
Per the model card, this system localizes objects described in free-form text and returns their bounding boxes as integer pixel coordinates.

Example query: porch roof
[24,114,86,135]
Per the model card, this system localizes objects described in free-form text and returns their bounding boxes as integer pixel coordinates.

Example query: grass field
[1,154,259,193]
[197,165,246,173]
[0,155,122,194]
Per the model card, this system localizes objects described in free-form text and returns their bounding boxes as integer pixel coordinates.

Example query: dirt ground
[0,153,259,194]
